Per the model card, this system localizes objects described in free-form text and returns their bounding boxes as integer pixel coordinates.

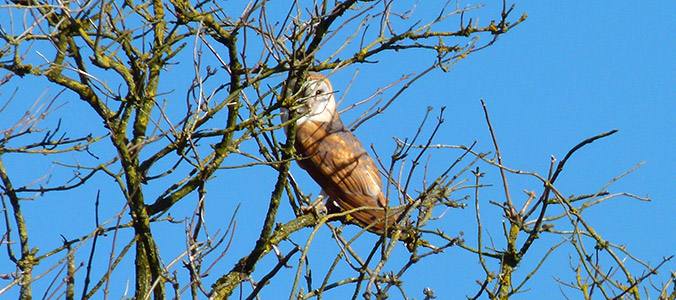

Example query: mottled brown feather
[295,114,398,233]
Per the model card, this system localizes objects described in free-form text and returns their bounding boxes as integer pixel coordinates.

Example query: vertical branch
[480,100,519,299]
[0,159,34,300]
[480,99,513,212]
[211,71,301,299]
[81,191,101,297]
[472,167,492,279]
[66,246,75,300]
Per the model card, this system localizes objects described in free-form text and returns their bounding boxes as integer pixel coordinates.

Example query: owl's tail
[326,194,406,235]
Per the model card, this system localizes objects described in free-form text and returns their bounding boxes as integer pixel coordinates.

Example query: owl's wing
[296,120,396,231]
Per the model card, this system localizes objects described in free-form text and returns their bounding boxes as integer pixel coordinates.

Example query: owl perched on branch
[284,73,402,234]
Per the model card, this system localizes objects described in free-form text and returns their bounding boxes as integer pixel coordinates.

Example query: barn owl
[283,73,401,234]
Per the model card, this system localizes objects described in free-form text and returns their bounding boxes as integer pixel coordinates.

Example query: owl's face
[280,73,337,125]
[294,76,336,124]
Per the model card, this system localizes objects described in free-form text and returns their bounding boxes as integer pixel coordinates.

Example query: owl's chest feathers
[295,118,342,154]
[295,120,327,155]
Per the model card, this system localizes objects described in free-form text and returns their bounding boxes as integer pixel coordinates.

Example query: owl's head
[287,73,336,125]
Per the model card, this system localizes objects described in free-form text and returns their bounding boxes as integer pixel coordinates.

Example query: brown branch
[519,129,618,257]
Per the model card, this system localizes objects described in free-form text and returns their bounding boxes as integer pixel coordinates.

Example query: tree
[0,0,672,299]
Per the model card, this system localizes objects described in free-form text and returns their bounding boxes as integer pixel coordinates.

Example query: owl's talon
[300,196,327,217]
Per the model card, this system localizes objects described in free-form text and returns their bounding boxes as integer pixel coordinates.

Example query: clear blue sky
[0,1,673,299]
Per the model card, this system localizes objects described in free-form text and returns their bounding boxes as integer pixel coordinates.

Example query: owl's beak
[297,105,309,115]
